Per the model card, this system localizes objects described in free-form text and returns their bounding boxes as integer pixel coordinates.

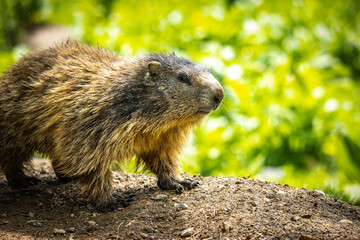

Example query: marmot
[0,42,224,211]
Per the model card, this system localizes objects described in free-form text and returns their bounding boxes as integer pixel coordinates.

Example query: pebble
[250,201,258,206]
[301,214,312,219]
[339,218,353,224]
[174,203,189,210]
[140,232,149,238]
[26,220,43,227]
[180,227,194,238]
[314,190,325,195]
[143,226,155,233]
[299,234,318,240]
[87,220,97,231]
[222,221,232,231]
[0,213,7,218]
[68,227,76,233]
[291,215,300,221]
[28,212,35,218]
[70,213,75,218]
[151,194,168,201]
[53,228,66,235]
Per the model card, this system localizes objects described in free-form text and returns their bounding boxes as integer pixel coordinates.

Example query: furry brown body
[0,43,224,211]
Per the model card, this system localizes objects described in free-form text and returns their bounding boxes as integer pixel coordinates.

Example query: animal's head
[144,53,224,123]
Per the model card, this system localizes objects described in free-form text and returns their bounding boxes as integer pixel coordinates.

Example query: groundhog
[0,42,224,211]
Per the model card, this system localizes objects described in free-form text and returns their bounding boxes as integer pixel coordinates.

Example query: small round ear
[148,61,161,78]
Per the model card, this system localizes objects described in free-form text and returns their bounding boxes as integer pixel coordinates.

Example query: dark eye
[178,75,191,85]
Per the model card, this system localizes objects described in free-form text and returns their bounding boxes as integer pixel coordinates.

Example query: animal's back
[0,44,123,151]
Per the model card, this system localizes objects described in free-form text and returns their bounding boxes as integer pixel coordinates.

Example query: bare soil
[0,158,359,240]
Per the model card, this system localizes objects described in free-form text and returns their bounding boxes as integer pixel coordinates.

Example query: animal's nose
[213,86,224,109]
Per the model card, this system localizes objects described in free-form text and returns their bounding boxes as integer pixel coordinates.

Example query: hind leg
[51,162,79,184]
[0,150,39,189]
[77,168,117,212]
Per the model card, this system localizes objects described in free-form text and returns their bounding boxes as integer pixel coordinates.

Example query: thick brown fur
[0,42,224,211]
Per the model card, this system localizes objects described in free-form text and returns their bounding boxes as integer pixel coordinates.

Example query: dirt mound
[0,158,359,239]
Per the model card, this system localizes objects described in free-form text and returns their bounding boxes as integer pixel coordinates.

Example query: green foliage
[1,0,360,204]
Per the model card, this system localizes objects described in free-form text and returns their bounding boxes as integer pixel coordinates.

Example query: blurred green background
[1,0,359,205]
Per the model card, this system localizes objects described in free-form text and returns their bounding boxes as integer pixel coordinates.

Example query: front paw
[157,178,184,193]
[180,178,200,189]
[157,177,200,193]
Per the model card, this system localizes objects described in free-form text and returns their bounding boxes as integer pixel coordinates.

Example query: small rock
[86,220,97,231]
[88,220,96,225]
[140,232,149,238]
[301,214,312,219]
[151,194,168,201]
[180,227,194,238]
[222,221,232,232]
[143,226,155,233]
[291,215,300,221]
[27,220,43,227]
[174,203,189,210]
[0,213,7,218]
[28,212,35,218]
[299,234,318,240]
[339,218,353,224]
[277,190,286,195]
[250,201,257,206]
[68,227,75,233]
[314,190,325,195]
[53,228,66,235]
[70,213,75,218]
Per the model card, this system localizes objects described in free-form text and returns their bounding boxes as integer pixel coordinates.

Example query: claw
[157,177,200,193]
[176,184,185,193]
[180,178,200,190]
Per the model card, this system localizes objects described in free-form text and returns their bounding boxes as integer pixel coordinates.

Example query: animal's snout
[212,85,224,110]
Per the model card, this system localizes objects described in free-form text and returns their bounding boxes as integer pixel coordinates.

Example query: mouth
[197,109,212,115]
